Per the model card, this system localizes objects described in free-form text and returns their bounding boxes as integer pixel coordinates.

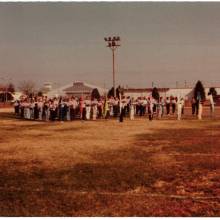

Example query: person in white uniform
[85,97,91,120]
[177,97,182,120]
[130,98,135,120]
[208,92,215,117]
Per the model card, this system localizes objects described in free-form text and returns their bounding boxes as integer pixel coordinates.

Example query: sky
[0,2,220,89]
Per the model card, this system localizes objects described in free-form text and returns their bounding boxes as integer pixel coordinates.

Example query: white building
[46,81,107,98]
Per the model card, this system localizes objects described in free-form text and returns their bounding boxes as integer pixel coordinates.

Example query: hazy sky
[0,2,220,89]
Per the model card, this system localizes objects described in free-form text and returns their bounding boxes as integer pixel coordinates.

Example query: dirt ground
[0,107,220,216]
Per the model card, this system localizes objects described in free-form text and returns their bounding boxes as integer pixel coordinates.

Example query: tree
[208,87,217,97]
[152,87,160,101]
[37,91,43,97]
[7,83,15,93]
[18,80,36,96]
[194,80,206,101]
[91,88,100,100]
[108,86,124,98]
[107,87,114,98]
[116,86,124,98]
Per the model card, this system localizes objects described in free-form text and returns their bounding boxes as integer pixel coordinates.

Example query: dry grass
[0,108,220,216]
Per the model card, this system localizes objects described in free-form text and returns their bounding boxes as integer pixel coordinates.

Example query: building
[46,81,107,98]
[42,82,53,94]
[123,88,169,99]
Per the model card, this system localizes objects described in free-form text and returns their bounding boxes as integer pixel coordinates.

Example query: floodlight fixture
[104,36,121,98]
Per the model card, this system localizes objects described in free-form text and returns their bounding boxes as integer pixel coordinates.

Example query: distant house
[63,82,94,97]
[46,81,107,98]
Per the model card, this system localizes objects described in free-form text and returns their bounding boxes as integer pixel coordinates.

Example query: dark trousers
[34,107,39,120]
[139,106,144,116]
[15,106,19,115]
[172,104,176,114]
[98,106,102,118]
[153,104,157,113]
[195,101,199,115]
[119,108,125,122]
[82,108,86,120]
[192,103,196,115]
[50,110,56,121]
[148,107,153,121]
[166,104,170,115]
[20,107,24,118]
[70,108,76,120]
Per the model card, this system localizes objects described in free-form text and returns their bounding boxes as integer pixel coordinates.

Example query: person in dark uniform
[119,99,126,122]
[34,103,39,120]
[166,97,170,115]
[14,100,20,116]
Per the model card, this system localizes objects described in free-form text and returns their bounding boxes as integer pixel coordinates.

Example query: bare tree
[18,80,36,95]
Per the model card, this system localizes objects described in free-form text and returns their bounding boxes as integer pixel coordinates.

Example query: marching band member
[103,97,110,119]
[171,96,177,114]
[119,97,126,122]
[85,97,91,120]
[14,100,20,116]
[198,100,203,120]
[130,98,135,120]
[147,97,153,121]
[208,92,215,117]
[30,98,35,120]
[177,97,182,120]
[38,98,44,120]
[43,100,50,121]
[97,99,103,119]
[158,97,163,119]
[166,97,170,115]
[91,98,98,120]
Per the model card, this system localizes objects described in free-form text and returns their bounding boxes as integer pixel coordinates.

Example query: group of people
[14,94,192,122]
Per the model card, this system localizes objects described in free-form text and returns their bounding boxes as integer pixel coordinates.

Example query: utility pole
[104,36,121,97]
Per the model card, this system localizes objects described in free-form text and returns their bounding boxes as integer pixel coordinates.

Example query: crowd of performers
[14,94,214,122]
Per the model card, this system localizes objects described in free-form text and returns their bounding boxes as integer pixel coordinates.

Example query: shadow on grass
[0,122,220,216]
[0,112,16,121]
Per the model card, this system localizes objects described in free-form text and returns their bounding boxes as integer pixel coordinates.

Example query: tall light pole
[104,36,121,98]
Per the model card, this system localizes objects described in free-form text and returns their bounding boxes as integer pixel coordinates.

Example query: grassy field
[0,108,220,216]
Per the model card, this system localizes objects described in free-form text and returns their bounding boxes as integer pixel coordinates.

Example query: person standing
[30,98,35,120]
[43,100,50,121]
[14,100,20,116]
[119,99,126,122]
[208,92,215,117]
[79,97,86,120]
[66,98,71,121]
[147,97,153,121]
[92,98,98,120]
[130,98,135,120]
[49,100,56,121]
[97,99,103,119]
[158,97,163,119]
[85,97,91,120]
[177,97,182,120]
[24,99,30,119]
[191,97,196,115]
[180,97,185,115]
[198,100,203,120]
[34,102,39,120]
[38,98,44,121]
[103,97,110,119]
[171,97,177,114]
[166,97,170,115]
